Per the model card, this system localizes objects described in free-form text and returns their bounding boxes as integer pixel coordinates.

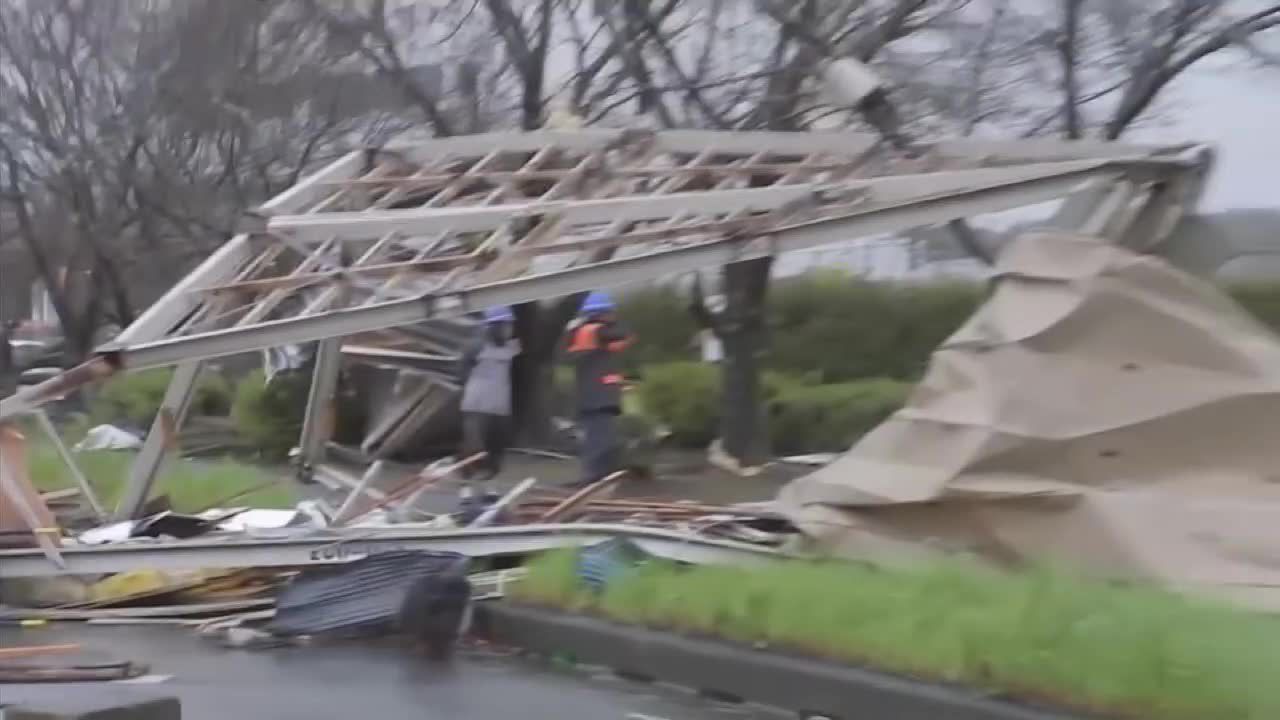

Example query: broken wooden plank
[537,471,626,523]
[0,643,80,659]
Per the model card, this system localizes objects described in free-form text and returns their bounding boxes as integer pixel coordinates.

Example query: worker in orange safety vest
[565,290,633,487]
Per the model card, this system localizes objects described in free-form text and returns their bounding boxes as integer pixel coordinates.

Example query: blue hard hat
[580,291,616,314]
[483,306,514,323]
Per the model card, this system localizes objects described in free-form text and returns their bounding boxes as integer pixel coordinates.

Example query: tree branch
[307,0,457,136]
[849,0,930,62]
[631,0,731,128]
[1105,5,1280,138]
[1058,0,1083,138]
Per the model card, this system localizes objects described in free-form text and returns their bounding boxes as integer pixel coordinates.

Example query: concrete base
[478,603,1088,720]
[2,692,179,720]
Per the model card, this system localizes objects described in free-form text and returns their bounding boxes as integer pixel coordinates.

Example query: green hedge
[766,275,986,382]
[636,361,909,453]
[90,368,233,428]
[1224,281,1280,333]
[231,369,310,461]
[635,362,721,447]
[614,273,987,383]
[615,286,700,372]
[616,275,1280,387]
[769,377,912,454]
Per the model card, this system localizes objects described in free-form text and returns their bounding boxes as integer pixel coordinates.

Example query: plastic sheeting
[72,425,142,452]
[777,231,1280,610]
[577,538,649,592]
[268,550,470,638]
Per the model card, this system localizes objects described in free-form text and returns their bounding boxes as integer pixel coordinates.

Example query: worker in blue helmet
[565,290,633,487]
[457,305,521,481]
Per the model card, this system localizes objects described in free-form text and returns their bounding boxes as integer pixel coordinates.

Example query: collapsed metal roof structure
[0,126,1214,572]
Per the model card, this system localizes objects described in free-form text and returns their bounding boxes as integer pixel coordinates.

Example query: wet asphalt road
[0,625,785,720]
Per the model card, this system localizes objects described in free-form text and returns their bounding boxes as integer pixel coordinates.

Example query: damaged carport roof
[0,127,1210,563]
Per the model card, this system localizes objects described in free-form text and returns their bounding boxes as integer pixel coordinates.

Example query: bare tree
[0,0,407,364]
[596,0,945,469]
[0,0,145,361]
[905,1,1280,139]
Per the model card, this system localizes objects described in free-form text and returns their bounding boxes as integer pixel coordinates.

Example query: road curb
[476,603,1089,720]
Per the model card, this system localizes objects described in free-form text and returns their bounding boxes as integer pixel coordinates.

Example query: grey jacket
[458,336,521,416]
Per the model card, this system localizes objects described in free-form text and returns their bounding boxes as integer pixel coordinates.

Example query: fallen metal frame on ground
[0,523,784,578]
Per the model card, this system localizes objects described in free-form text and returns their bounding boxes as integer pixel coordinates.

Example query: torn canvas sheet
[777,231,1280,609]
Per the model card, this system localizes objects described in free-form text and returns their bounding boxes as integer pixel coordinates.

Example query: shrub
[768,377,912,454]
[1226,281,1280,333]
[231,369,310,461]
[892,282,985,379]
[616,286,700,372]
[635,362,720,447]
[90,368,234,429]
[768,273,984,383]
[768,272,904,382]
[637,360,869,451]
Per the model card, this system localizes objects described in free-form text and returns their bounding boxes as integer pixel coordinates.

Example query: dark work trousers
[461,412,509,481]
[577,408,621,486]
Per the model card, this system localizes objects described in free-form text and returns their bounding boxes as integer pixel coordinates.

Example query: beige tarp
[777,231,1280,610]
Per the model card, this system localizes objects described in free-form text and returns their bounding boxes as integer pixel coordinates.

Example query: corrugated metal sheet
[268,550,469,638]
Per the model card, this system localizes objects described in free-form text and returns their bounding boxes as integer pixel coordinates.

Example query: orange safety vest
[568,321,631,408]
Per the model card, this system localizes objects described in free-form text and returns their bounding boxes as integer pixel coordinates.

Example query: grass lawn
[25,440,296,513]
[515,550,1280,720]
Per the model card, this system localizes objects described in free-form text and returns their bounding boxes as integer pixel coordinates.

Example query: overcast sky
[1140,65,1280,211]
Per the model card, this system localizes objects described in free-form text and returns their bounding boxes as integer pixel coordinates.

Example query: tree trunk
[511,303,558,448]
[0,321,15,398]
[511,293,585,449]
[716,257,773,467]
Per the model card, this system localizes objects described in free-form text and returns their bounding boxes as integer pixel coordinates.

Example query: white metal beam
[110,235,254,346]
[0,523,782,578]
[32,411,104,520]
[269,185,822,243]
[296,338,343,474]
[383,129,1189,168]
[113,360,204,521]
[925,137,1186,165]
[270,158,1159,245]
[652,129,881,156]
[110,151,367,348]
[384,129,626,164]
[258,150,369,214]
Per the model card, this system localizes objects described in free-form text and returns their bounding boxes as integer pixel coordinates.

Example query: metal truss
[0,128,1214,523]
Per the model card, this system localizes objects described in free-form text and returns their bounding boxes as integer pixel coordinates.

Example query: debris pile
[0,440,797,678]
